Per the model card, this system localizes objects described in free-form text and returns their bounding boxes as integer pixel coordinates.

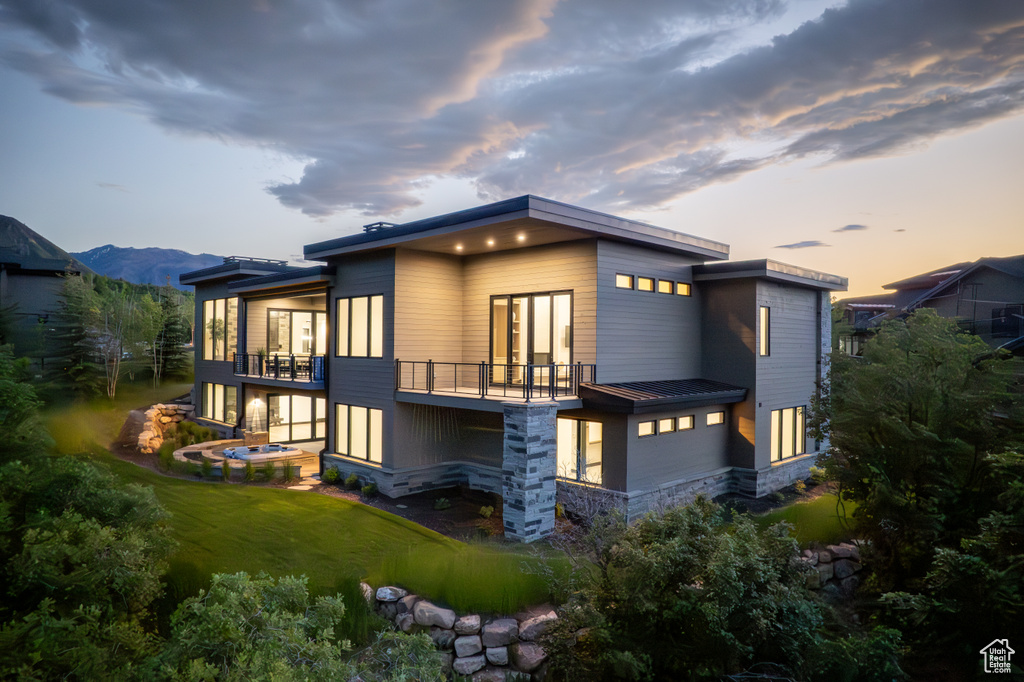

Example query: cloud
[894,228,907,232]
[776,240,830,249]
[3,0,1024,217]
[834,224,868,232]
[96,181,129,192]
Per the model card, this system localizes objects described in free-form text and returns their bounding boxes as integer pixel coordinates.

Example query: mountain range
[72,244,225,289]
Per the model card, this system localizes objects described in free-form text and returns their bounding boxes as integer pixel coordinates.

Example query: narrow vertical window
[370,295,384,358]
[336,299,349,356]
[335,404,349,455]
[203,300,214,360]
[760,306,770,357]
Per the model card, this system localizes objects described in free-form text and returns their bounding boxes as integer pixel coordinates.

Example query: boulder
[453,654,486,676]
[481,618,519,647]
[840,542,862,562]
[839,574,861,597]
[438,652,454,673]
[430,627,457,650]
[486,646,509,666]
[473,667,507,682]
[397,594,422,615]
[833,559,861,580]
[359,582,374,604]
[805,571,821,590]
[827,544,853,559]
[413,600,457,629]
[505,671,532,682]
[375,586,408,602]
[510,641,547,673]
[454,635,483,658]
[817,562,834,583]
[159,415,174,424]
[817,550,833,563]
[378,602,398,621]
[395,612,416,633]
[518,611,557,641]
[455,614,482,635]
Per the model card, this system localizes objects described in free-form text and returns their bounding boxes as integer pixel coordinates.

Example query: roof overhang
[304,195,730,262]
[179,260,297,286]
[228,266,332,295]
[580,379,748,414]
[692,259,847,291]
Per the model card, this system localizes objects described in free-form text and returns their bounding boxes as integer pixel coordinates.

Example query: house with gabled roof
[838,255,1024,356]
[182,196,846,540]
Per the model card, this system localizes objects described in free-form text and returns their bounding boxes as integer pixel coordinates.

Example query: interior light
[251,398,262,407]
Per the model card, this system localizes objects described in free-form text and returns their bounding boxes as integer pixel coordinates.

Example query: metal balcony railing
[395,360,595,400]
[233,353,325,383]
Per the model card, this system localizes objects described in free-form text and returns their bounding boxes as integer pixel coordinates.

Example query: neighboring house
[182,196,846,540]
[0,215,87,371]
[837,255,1024,356]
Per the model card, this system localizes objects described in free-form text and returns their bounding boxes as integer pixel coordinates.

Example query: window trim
[335,403,383,464]
[770,406,806,462]
[615,274,634,289]
[336,294,384,358]
[202,297,238,362]
[759,305,770,357]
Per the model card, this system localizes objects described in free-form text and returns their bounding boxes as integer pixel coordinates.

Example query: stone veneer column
[501,401,558,543]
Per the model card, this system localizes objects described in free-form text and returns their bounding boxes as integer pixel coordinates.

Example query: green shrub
[794,479,807,494]
[200,457,213,478]
[479,505,494,519]
[434,497,451,511]
[220,460,231,482]
[361,483,378,498]
[173,420,217,447]
[157,442,175,470]
[322,467,341,484]
[771,490,785,502]
[345,473,360,490]
[244,460,255,482]
[261,461,276,482]
[282,459,295,483]
[808,465,827,484]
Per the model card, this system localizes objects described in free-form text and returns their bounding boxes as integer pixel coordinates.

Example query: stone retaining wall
[137,403,194,454]
[366,583,555,681]
[801,541,865,598]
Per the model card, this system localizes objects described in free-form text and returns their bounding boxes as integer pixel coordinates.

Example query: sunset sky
[1,0,1022,297]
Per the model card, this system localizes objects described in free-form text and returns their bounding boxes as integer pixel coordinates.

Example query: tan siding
[461,241,597,365]
[394,249,463,363]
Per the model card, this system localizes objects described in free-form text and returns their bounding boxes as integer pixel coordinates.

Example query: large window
[337,295,384,357]
[202,383,237,424]
[268,394,326,442]
[759,306,771,357]
[335,403,383,463]
[557,418,602,484]
[770,406,806,461]
[269,310,327,356]
[203,297,238,361]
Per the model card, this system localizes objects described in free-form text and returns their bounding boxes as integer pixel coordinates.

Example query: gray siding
[921,268,1024,344]
[462,241,597,365]
[753,283,822,469]
[625,407,730,491]
[394,249,463,363]
[700,280,757,467]
[596,241,704,382]
[327,250,398,464]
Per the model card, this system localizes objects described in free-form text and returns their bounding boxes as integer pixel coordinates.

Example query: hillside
[0,215,92,273]
[72,244,224,288]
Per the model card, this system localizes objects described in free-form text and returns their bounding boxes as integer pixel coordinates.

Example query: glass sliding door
[490,291,572,385]
[267,394,324,443]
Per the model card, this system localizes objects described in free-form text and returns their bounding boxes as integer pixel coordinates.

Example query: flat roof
[692,259,848,291]
[228,266,332,294]
[304,195,730,262]
[179,259,297,286]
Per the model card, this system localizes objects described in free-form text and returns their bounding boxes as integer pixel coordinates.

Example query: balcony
[234,353,325,384]
[395,360,595,403]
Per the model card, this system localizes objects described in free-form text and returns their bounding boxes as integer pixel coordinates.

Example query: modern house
[837,255,1024,356]
[182,196,847,540]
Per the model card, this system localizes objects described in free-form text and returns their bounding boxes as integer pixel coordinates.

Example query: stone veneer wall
[322,456,503,497]
[501,402,558,543]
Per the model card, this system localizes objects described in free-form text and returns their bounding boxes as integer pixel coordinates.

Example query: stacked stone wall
[137,403,195,454]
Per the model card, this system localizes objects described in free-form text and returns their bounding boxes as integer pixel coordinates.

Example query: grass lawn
[754,492,858,546]
[43,384,553,620]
